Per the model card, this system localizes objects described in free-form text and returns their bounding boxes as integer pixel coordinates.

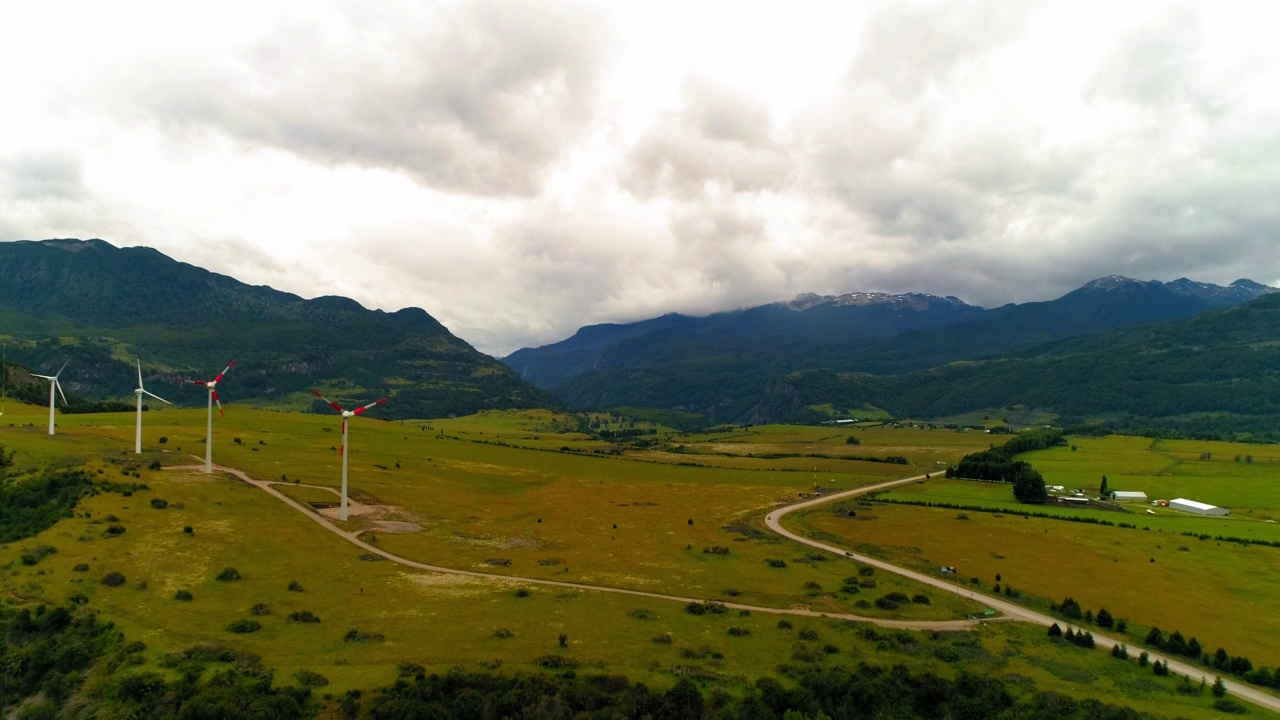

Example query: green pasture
[0,402,1266,715]
[1022,435,1280,514]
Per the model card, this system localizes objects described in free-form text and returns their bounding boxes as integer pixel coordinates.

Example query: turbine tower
[178,360,235,473]
[31,362,68,435]
[134,359,171,454]
[311,389,387,521]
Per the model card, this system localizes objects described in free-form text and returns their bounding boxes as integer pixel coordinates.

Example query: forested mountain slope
[0,239,556,419]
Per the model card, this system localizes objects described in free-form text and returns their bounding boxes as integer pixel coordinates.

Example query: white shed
[1169,498,1228,516]
[1109,491,1148,501]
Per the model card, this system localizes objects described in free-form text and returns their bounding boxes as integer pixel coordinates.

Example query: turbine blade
[213,359,236,383]
[55,361,68,378]
[136,359,143,388]
[213,390,224,417]
[310,388,344,412]
[352,397,388,416]
[143,389,172,404]
[56,380,68,406]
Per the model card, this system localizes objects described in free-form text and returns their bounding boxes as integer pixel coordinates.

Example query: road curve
[174,463,979,631]
[766,472,1280,714]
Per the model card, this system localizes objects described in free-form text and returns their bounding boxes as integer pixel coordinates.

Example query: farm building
[1169,498,1228,516]
[1109,491,1148,501]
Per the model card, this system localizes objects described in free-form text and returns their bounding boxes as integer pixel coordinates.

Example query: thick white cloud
[1,0,1279,356]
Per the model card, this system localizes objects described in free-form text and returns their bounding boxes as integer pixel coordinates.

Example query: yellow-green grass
[2,403,978,619]
[877,477,1280,544]
[0,402,1261,716]
[1023,435,1280,514]
[791,499,1280,667]
[0,472,1243,718]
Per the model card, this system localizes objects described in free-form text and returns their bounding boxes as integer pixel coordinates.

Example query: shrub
[250,603,270,616]
[148,460,162,471]
[515,588,530,598]
[150,498,168,510]
[226,619,261,634]
[288,611,321,623]
[215,567,242,582]
[344,628,384,643]
[798,629,819,641]
[728,627,750,636]
[764,558,788,568]
[777,620,793,630]
[183,525,193,534]
[104,525,126,536]
[492,628,513,638]
[295,670,329,688]
[287,580,303,592]
[158,437,168,444]
[73,563,90,572]
[174,590,194,601]
[1213,699,1247,714]
[20,545,58,566]
[911,594,931,604]
[101,571,127,587]
[875,596,900,610]
[652,633,673,644]
[858,566,875,577]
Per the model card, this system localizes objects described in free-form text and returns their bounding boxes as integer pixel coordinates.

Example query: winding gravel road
[766,472,1280,714]
[179,460,1280,713]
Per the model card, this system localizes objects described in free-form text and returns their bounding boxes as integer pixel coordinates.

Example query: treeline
[3,600,1174,720]
[0,464,96,543]
[367,662,1152,720]
[945,428,1063,503]
[1145,627,1280,691]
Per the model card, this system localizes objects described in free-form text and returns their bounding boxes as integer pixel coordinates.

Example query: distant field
[792,432,1280,668]
[0,404,1269,716]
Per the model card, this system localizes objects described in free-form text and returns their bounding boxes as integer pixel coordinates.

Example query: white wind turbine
[311,389,387,521]
[134,359,171,454]
[177,360,235,473]
[31,361,68,435]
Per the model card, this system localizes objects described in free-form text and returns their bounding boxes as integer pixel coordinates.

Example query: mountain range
[502,275,1280,431]
[0,239,556,419]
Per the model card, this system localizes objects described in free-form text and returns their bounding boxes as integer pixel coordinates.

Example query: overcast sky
[3,1,1279,356]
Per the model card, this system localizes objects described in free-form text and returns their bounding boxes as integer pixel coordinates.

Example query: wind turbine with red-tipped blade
[311,389,387,521]
[178,360,235,473]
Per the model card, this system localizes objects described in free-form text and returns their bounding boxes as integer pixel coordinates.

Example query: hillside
[506,276,1275,425]
[0,239,557,419]
[772,292,1280,437]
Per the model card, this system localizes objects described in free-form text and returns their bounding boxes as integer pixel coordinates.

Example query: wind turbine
[178,360,235,473]
[311,389,387,521]
[31,362,68,435]
[134,359,171,454]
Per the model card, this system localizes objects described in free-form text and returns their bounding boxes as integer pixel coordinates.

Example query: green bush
[215,567,242,582]
[226,619,261,634]
[150,499,168,510]
[174,590,194,601]
[101,571,127,587]
[288,611,321,623]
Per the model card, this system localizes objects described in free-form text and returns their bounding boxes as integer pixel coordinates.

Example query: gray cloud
[2,151,86,201]
[625,77,790,199]
[102,1,612,197]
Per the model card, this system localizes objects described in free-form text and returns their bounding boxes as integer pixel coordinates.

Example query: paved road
[766,472,1280,714]
[177,463,979,630]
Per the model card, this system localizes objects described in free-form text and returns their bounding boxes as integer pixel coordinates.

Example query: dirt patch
[374,521,422,534]
[399,572,502,598]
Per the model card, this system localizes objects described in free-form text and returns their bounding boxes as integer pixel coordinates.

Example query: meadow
[789,433,1280,668]
[0,402,1270,716]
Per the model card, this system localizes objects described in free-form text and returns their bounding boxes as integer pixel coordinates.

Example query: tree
[1166,631,1188,657]
[1011,464,1048,504]
[1213,648,1230,670]
[1212,676,1227,698]
[1095,608,1114,629]
[1146,627,1165,648]
[1187,637,1202,660]
[1100,475,1109,496]
[1048,623,1062,638]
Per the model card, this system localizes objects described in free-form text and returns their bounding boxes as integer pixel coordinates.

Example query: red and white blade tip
[213,360,235,383]
[352,398,388,416]
[311,389,344,412]
[213,390,224,417]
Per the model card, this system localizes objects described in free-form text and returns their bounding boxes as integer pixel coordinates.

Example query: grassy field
[790,433,1280,669]
[0,403,1270,716]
